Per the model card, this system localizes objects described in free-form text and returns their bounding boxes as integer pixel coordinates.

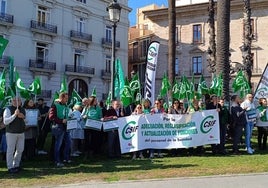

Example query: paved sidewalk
[54,173,268,188]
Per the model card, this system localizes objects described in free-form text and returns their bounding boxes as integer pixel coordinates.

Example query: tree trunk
[207,0,216,74]
[242,0,253,89]
[216,0,230,101]
[168,0,176,99]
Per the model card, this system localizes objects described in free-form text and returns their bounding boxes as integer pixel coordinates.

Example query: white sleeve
[3,108,16,125]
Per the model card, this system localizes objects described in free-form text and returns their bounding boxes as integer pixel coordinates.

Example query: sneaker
[63,160,72,164]
[56,163,64,167]
[247,148,254,154]
[71,153,79,157]
[38,150,48,155]
[8,168,19,174]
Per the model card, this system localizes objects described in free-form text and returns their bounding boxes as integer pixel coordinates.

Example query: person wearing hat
[69,102,84,157]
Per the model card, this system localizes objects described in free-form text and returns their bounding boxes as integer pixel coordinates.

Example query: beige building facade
[129,0,268,97]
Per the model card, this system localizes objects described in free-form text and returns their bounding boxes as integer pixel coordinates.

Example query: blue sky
[128,0,168,26]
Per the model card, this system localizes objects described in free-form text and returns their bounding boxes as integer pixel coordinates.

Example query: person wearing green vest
[256,98,268,150]
[3,97,26,174]
[49,92,72,167]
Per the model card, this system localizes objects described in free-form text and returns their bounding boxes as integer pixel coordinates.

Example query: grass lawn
[0,132,268,187]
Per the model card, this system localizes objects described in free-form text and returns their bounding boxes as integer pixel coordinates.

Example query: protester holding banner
[241,94,257,154]
[49,92,72,167]
[142,99,151,114]
[256,98,268,150]
[131,104,145,159]
[231,95,247,154]
[149,99,165,158]
[69,102,84,157]
[23,99,40,160]
[104,100,124,159]
[168,100,185,114]
[206,95,226,155]
[83,96,103,157]
[3,97,26,174]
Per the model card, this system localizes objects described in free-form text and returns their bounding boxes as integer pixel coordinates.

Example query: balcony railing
[70,30,92,42]
[0,56,9,66]
[0,12,14,24]
[101,70,111,80]
[65,65,95,75]
[102,38,120,48]
[30,20,57,35]
[29,59,56,70]
[37,90,52,99]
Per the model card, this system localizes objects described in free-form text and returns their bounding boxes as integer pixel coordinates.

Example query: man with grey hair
[3,97,26,173]
[241,93,257,154]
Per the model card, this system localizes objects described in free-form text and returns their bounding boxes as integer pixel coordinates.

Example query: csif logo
[122,121,138,140]
[147,46,158,61]
[200,115,216,134]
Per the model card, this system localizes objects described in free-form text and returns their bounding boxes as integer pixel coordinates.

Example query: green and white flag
[114,59,125,99]
[28,77,41,95]
[160,72,171,97]
[120,78,133,107]
[60,75,67,93]
[0,37,8,58]
[0,68,6,100]
[15,68,30,99]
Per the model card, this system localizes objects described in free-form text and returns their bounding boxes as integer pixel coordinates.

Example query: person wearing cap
[69,102,84,157]
[3,97,26,174]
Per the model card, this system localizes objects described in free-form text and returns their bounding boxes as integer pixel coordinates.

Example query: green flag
[178,76,187,100]
[91,86,97,97]
[53,91,59,103]
[187,76,195,100]
[15,68,30,99]
[172,81,181,100]
[120,78,133,107]
[196,75,205,100]
[216,73,223,97]
[68,89,82,107]
[160,72,171,97]
[114,59,125,98]
[0,68,6,100]
[60,75,67,93]
[28,77,41,95]
[0,37,8,58]
[105,91,112,109]
[209,74,218,95]
[232,70,246,92]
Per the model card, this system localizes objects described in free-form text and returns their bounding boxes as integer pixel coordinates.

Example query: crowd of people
[0,92,267,174]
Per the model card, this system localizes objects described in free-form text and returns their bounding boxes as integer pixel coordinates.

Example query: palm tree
[168,0,176,96]
[207,0,216,74]
[242,0,253,88]
[216,0,231,101]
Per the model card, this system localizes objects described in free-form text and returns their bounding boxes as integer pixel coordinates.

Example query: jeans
[0,132,7,152]
[52,125,71,163]
[245,121,254,150]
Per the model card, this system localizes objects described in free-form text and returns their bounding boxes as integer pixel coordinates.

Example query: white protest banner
[85,118,103,131]
[254,63,268,105]
[117,110,220,154]
[144,41,160,105]
[67,119,78,130]
[25,109,39,126]
[102,119,119,132]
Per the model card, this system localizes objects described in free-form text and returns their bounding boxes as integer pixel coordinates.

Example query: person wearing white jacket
[241,94,257,154]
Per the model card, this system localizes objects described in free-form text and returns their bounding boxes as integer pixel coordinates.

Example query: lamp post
[107,0,121,100]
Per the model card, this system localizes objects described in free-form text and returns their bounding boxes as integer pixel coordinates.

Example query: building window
[0,0,6,13]
[192,56,202,75]
[143,24,148,30]
[175,58,179,76]
[75,17,85,32]
[175,26,179,44]
[105,55,111,72]
[105,26,112,42]
[193,24,202,44]
[36,43,48,62]
[140,39,150,58]
[37,6,50,23]
[76,0,86,3]
[74,50,84,68]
